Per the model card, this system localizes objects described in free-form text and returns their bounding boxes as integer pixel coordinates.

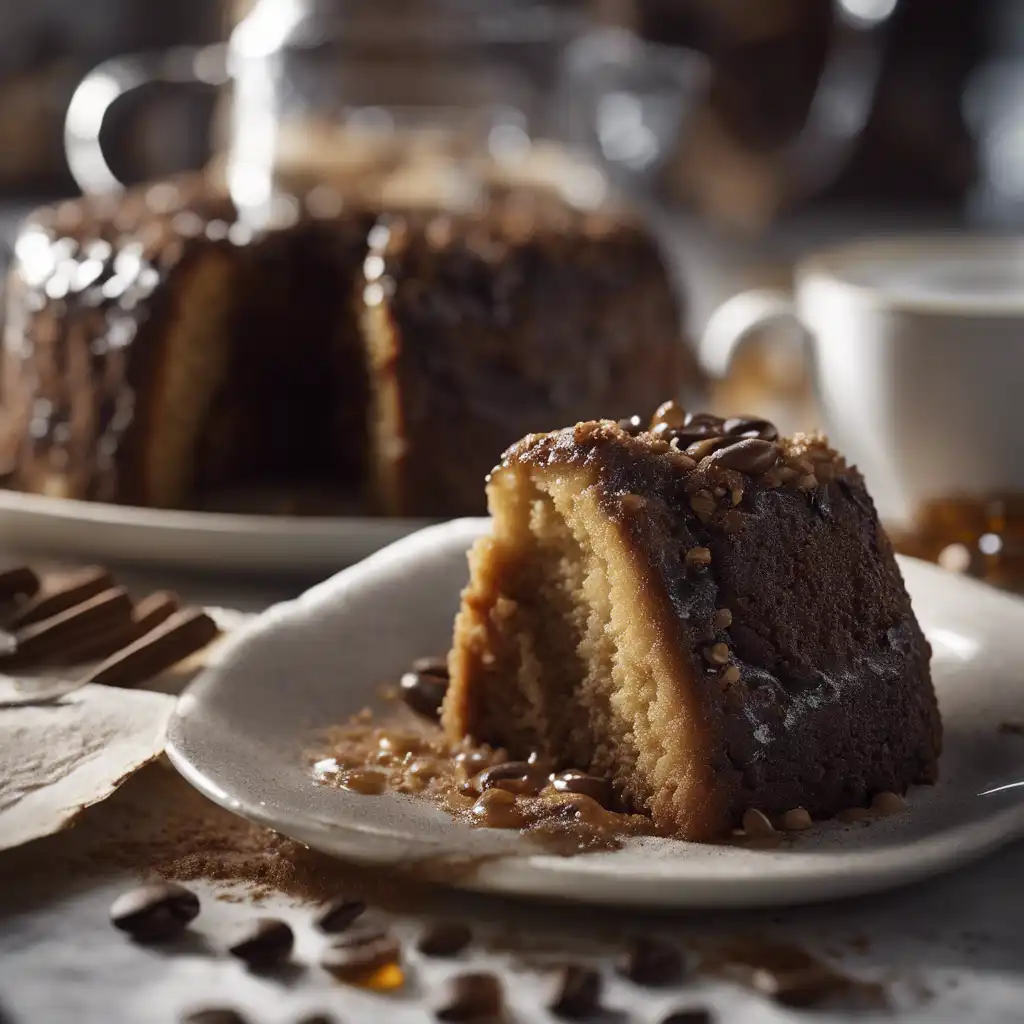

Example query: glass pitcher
[64,0,889,225]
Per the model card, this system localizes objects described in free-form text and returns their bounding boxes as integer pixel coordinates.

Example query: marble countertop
[0,562,1023,1024]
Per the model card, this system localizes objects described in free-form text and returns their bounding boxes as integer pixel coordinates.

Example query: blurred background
[0,0,1014,334]
[2,0,1023,581]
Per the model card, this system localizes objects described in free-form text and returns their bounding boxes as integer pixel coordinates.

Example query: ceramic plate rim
[165,519,1024,908]
[0,487,432,574]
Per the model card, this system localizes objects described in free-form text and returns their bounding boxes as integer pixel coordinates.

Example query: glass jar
[228,0,610,221]
[66,0,646,225]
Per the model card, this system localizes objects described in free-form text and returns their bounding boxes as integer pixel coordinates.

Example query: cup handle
[64,44,228,195]
[700,288,811,379]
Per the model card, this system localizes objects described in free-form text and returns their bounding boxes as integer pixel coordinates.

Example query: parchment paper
[0,607,253,852]
[0,684,174,851]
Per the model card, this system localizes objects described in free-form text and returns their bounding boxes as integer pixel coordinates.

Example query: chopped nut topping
[704,642,730,665]
[712,608,733,629]
[730,487,744,506]
[720,665,740,686]
[870,791,907,816]
[797,474,819,490]
[686,546,712,568]
[621,493,646,513]
[689,491,716,516]
[573,421,599,442]
[721,510,744,534]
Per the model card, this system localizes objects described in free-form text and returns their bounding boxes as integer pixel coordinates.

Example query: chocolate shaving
[6,587,133,665]
[9,566,114,628]
[80,608,220,688]
[133,591,181,631]
[0,565,40,603]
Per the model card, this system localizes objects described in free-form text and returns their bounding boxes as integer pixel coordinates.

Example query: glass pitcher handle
[567,1,895,202]
[64,44,228,195]
[562,26,709,189]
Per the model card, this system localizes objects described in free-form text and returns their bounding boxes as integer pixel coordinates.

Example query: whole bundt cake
[0,176,698,517]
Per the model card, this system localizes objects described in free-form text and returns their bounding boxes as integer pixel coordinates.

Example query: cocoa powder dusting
[76,764,434,909]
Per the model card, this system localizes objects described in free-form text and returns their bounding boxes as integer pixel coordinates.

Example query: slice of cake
[358,200,694,518]
[443,405,941,841]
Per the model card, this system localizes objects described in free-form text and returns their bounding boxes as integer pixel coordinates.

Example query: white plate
[0,489,429,575]
[166,518,1024,908]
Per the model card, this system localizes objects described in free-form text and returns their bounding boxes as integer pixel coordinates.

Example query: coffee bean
[181,1009,249,1024]
[742,808,776,837]
[708,438,779,476]
[686,436,732,461]
[723,416,778,442]
[400,665,449,719]
[476,761,545,795]
[549,964,603,1019]
[684,412,726,431]
[617,415,644,436]
[316,897,367,934]
[549,770,614,809]
[664,428,715,447]
[660,1010,714,1024]
[321,928,401,982]
[617,937,685,986]
[418,921,473,957]
[413,656,450,676]
[227,918,294,968]
[651,401,686,430]
[433,972,504,1022]
[110,882,199,942]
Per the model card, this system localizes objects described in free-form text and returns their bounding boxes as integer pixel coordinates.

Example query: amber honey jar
[890,496,1024,593]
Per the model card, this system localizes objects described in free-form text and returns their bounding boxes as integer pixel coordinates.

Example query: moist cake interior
[194,221,372,513]
[453,459,709,828]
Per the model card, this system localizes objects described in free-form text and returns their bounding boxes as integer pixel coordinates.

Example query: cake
[0,177,696,517]
[443,404,941,841]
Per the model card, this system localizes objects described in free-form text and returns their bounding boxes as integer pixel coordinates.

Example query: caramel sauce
[311,709,656,855]
[312,707,909,857]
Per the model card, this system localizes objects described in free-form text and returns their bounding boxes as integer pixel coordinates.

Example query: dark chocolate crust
[482,417,941,828]
[364,204,695,517]
[1,177,698,516]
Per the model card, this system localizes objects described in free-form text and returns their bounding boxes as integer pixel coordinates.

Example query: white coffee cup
[701,237,1024,526]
